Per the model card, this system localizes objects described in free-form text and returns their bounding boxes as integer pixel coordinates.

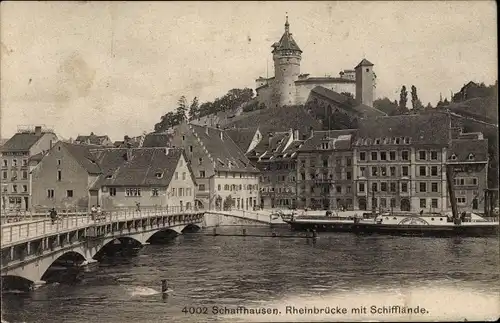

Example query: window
[218,184,221,191]
[224,184,229,190]
[199,184,206,191]
[182,172,186,180]
[346,157,352,166]
[336,157,342,165]
[371,152,378,161]
[47,189,54,198]
[322,159,328,167]
[359,183,365,192]
[12,185,17,193]
[468,153,475,160]
[57,170,62,181]
[431,182,438,192]
[198,170,206,178]
[401,151,409,161]
[359,167,366,177]
[381,166,387,176]
[151,188,159,196]
[456,197,466,205]
[346,186,351,193]
[401,182,408,192]
[450,154,457,160]
[390,182,396,192]
[381,182,387,192]
[175,172,178,180]
[371,167,378,176]
[110,187,117,196]
[2,171,6,179]
[380,198,387,208]
[182,135,185,141]
[390,198,396,207]
[431,166,438,176]
[22,159,28,166]
[57,159,61,166]
[372,183,378,192]
[12,159,17,167]
[420,199,427,208]
[431,199,438,209]
[419,182,427,192]
[125,188,141,197]
[22,185,28,192]
[402,166,409,177]
[472,198,478,210]
[2,160,7,167]
[171,187,176,196]
[346,172,352,180]
[380,152,387,161]
[389,151,396,161]
[430,151,438,160]
[336,186,342,193]
[67,190,73,198]
[198,158,203,165]
[155,172,163,179]
[179,188,184,196]
[390,167,396,177]
[418,150,426,160]
[359,152,366,161]
[419,166,426,176]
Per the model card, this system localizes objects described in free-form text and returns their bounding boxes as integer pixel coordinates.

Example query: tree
[176,96,188,122]
[373,97,399,116]
[399,86,408,113]
[425,102,433,110]
[223,195,234,211]
[410,85,423,111]
[188,97,199,121]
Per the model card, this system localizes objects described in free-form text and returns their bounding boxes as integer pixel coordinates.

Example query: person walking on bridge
[49,208,58,225]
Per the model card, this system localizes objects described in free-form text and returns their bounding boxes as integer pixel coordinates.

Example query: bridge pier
[31,280,46,290]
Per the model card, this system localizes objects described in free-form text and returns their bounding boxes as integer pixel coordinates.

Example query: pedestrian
[50,208,58,224]
[136,202,141,212]
[91,205,97,220]
[97,205,102,220]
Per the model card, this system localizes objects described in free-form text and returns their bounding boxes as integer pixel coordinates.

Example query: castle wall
[256,82,274,109]
[273,55,301,107]
[295,82,355,105]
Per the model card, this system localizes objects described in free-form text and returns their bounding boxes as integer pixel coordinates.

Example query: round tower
[271,16,302,108]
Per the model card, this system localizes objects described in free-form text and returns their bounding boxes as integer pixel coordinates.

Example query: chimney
[268,132,274,147]
[294,130,299,141]
[35,126,42,135]
[309,126,314,138]
[165,148,169,155]
[219,131,223,141]
[205,126,209,135]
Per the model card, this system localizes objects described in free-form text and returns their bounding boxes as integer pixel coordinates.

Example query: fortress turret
[271,16,302,107]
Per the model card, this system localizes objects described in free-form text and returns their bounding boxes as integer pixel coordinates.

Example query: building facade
[296,129,356,210]
[143,123,260,211]
[31,142,100,211]
[1,126,58,211]
[90,148,196,211]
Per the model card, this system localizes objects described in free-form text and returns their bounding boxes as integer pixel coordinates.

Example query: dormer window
[404,137,410,144]
[467,153,475,160]
[155,171,163,179]
[450,154,457,160]
[395,138,401,144]
[375,138,381,145]
[106,174,113,179]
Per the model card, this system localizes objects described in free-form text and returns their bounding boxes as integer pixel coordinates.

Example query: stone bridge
[0,207,285,289]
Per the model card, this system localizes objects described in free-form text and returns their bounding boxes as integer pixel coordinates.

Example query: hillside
[223,105,323,136]
[447,96,498,124]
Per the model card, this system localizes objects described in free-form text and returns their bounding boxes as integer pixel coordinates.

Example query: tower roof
[272,16,302,53]
[355,59,374,68]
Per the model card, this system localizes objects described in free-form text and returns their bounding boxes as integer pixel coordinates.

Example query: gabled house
[142,122,260,211]
[89,148,196,211]
[1,126,58,211]
[74,132,113,146]
[31,142,101,211]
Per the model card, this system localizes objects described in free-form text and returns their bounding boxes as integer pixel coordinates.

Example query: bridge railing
[1,207,202,247]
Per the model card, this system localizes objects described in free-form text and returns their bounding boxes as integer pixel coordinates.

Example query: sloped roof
[299,129,357,152]
[91,148,129,175]
[142,133,173,148]
[310,86,351,106]
[1,133,44,152]
[252,132,290,157]
[355,59,374,68]
[75,134,111,145]
[189,124,259,173]
[355,114,450,146]
[272,19,302,53]
[352,103,387,117]
[225,128,258,153]
[295,77,355,84]
[62,142,102,174]
[91,148,189,189]
[448,139,488,162]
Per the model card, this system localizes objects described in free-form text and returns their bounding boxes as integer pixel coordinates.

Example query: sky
[1,1,497,141]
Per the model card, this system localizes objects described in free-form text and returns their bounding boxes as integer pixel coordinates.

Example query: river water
[2,226,499,322]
